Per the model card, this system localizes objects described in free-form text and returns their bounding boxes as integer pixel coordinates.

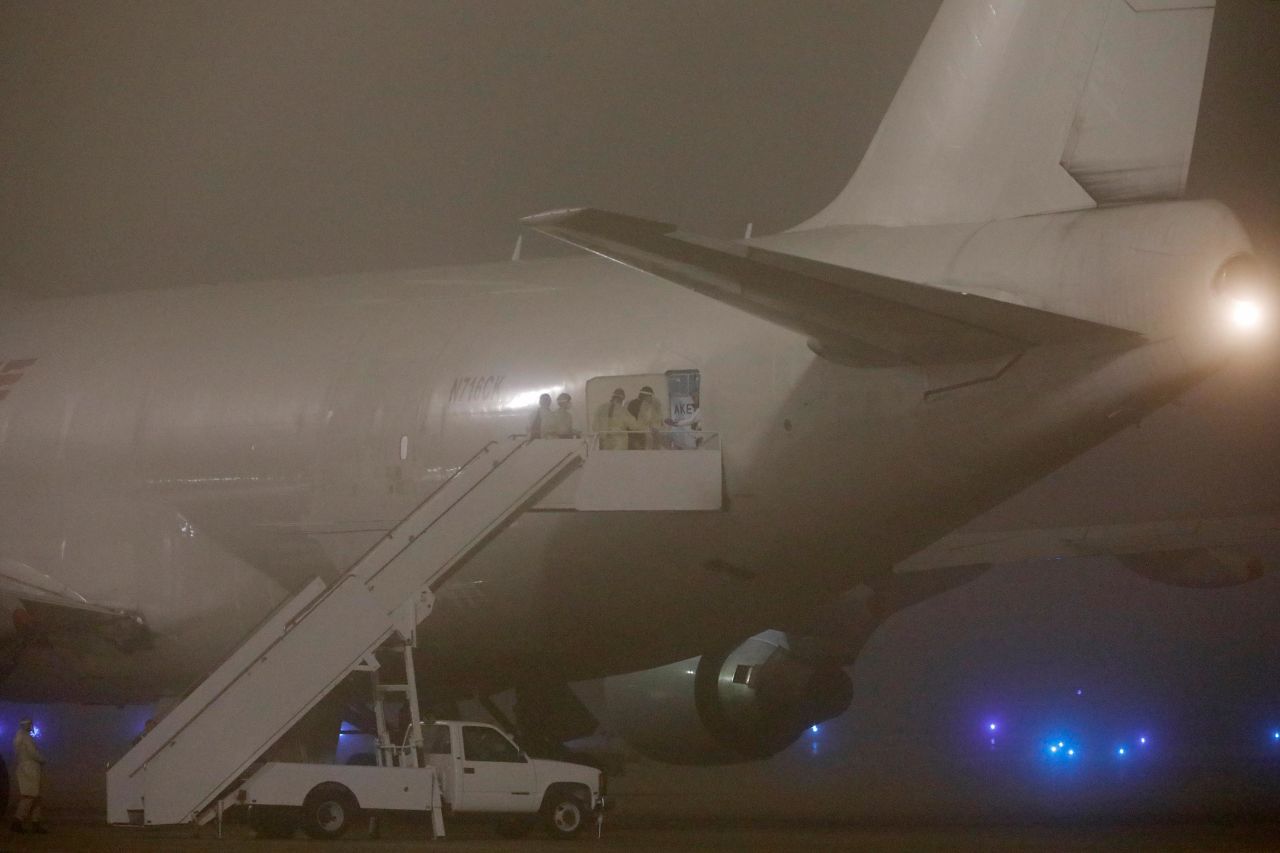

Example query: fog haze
[2,0,1280,819]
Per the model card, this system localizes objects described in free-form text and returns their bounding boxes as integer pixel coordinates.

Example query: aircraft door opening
[578,369,721,511]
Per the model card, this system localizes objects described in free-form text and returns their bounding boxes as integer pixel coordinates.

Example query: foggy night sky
[3,0,1280,816]
[4,1,1272,299]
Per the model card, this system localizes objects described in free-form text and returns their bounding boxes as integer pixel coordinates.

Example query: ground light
[1046,738,1080,760]
[806,725,821,756]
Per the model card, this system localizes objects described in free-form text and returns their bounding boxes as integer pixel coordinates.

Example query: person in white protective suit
[626,386,664,449]
[664,390,702,449]
[592,388,629,449]
[543,392,577,437]
[528,393,553,438]
[11,717,47,834]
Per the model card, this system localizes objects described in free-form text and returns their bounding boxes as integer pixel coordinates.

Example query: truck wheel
[541,792,589,840]
[249,805,298,839]
[302,783,360,840]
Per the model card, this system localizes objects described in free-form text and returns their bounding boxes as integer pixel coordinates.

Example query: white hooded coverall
[14,727,43,798]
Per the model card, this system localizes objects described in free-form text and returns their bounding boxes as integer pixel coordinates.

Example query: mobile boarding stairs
[106,434,721,827]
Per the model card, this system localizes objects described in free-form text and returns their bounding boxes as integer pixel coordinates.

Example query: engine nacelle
[601,630,852,764]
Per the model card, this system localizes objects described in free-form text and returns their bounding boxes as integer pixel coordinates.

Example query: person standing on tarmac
[593,388,628,449]
[11,717,47,834]
[543,392,576,437]
[528,393,553,438]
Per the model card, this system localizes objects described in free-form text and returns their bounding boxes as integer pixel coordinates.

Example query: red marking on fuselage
[0,358,35,401]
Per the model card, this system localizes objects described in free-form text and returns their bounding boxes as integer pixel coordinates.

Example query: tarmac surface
[6,815,1280,852]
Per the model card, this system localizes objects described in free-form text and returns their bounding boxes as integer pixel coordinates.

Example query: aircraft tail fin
[794,0,1216,231]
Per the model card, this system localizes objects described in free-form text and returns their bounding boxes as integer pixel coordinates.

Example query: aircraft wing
[523,208,1137,369]
[894,513,1280,588]
[0,557,130,616]
[0,558,152,650]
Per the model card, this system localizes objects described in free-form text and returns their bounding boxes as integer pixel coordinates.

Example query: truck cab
[423,720,603,837]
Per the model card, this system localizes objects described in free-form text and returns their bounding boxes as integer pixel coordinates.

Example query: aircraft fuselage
[0,200,1254,701]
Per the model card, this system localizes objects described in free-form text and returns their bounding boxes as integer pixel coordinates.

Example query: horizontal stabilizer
[523,208,1135,369]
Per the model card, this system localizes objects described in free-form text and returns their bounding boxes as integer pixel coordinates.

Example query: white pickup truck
[235,719,604,841]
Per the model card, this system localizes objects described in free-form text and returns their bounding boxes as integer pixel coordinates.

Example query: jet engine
[601,630,852,764]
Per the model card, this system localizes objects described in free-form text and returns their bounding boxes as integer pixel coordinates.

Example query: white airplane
[0,0,1273,786]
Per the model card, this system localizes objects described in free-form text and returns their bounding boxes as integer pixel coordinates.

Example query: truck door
[459,724,537,813]
[423,724,457,805]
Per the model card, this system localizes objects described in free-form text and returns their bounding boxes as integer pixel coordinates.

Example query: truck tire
[301,783,360,840]
[541,789,589,840]
[249,805,298,839]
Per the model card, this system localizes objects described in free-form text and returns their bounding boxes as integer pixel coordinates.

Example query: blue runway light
[1046,736,1081,760]
[1117,747,1126,756]
[810,725,820,733]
